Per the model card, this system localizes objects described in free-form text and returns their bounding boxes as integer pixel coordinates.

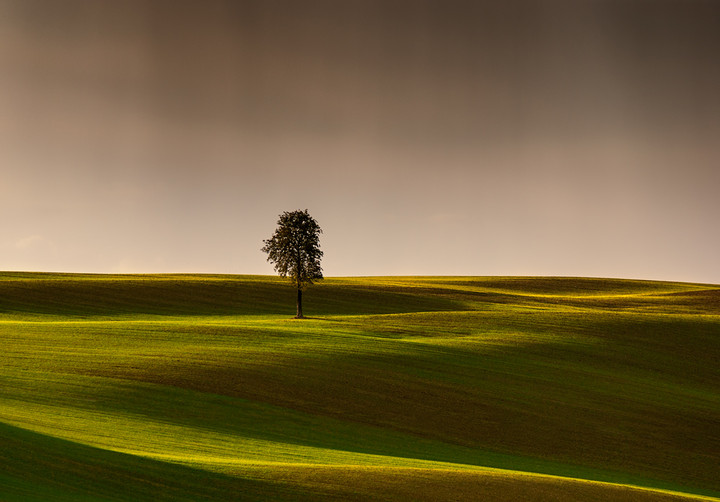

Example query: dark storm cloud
[1,0,719,280]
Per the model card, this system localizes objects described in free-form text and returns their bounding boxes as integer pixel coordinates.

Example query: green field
[1,273,718,501]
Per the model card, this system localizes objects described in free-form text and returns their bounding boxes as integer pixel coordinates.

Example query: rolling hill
[1,273,718,501]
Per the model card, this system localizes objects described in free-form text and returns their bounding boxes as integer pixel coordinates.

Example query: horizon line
[0,270,716,286]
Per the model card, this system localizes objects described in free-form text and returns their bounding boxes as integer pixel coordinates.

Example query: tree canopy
[261,209,323,318]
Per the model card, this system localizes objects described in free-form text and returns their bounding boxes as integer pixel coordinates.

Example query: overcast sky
[1,0,719,283]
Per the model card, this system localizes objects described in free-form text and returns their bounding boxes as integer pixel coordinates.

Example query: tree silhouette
[261,209,323,318]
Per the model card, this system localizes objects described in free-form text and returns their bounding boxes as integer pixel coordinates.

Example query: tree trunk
[296,288,303,318]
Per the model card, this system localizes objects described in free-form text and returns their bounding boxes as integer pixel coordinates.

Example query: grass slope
[1,273,718,500]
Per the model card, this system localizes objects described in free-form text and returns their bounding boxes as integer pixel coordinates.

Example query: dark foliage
[261,210,323,317]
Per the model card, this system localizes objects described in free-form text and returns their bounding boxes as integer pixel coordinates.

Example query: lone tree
[261,209,323,318]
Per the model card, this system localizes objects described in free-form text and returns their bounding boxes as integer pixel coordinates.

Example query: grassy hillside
[1,273,718,501]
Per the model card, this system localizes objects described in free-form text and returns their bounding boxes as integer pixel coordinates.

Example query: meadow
[0,273,718,501]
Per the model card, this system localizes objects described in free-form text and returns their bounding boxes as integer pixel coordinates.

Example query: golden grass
[236,464,719,502]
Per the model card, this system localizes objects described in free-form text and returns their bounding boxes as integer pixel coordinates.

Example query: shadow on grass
[0,420,315,502]
[0,276,467,318]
